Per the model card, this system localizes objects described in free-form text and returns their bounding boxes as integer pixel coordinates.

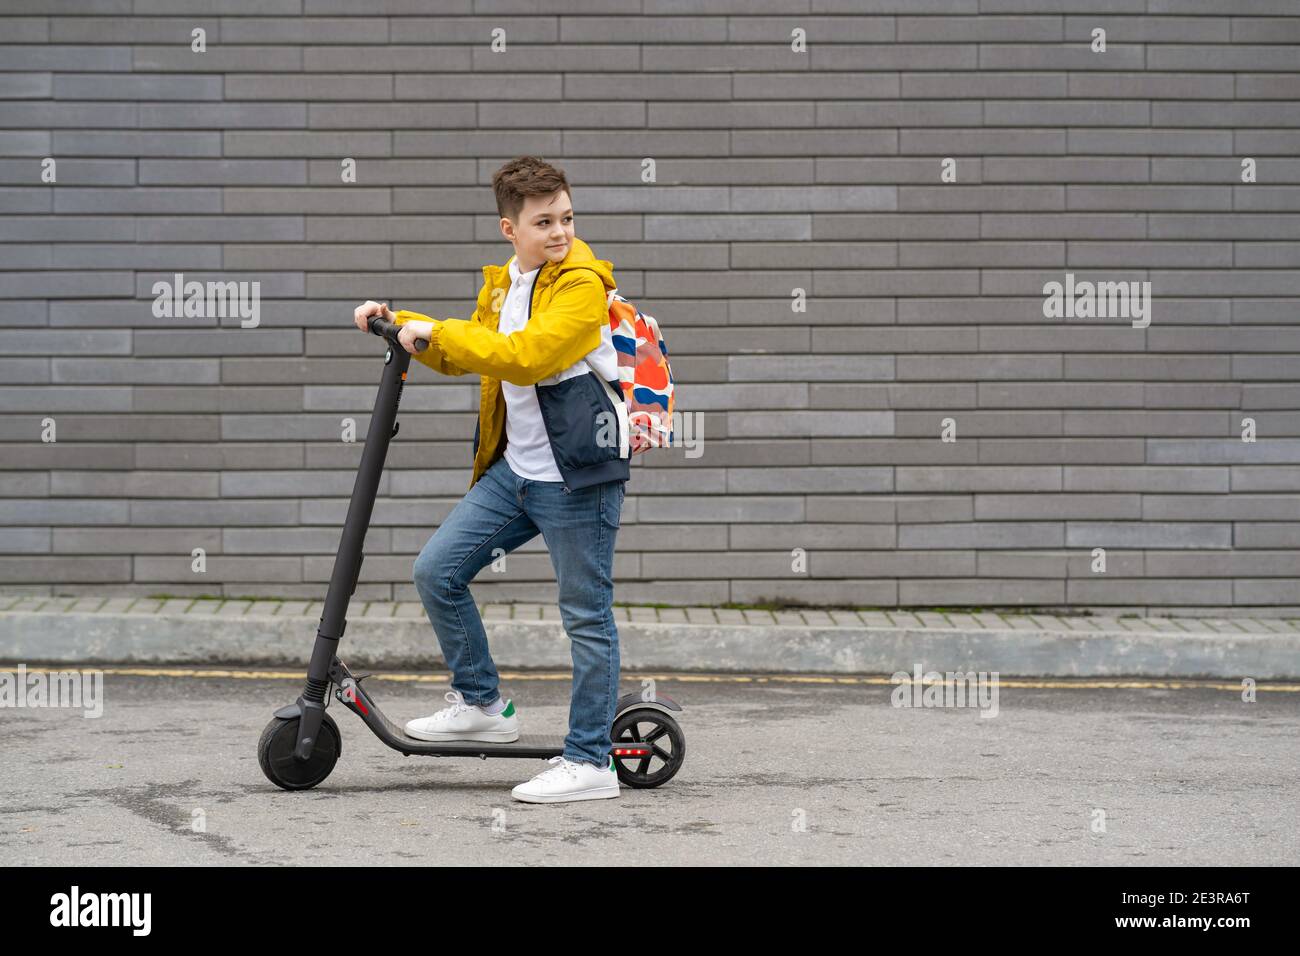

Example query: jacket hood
[485,236,616,294]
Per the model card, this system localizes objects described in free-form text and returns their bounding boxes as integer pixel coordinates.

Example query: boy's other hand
[397,320,433,354]
[353,299,391,332]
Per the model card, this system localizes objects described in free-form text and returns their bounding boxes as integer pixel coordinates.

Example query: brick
[1148,45,1299,71]
[55,74,221,100]
[309,45,473,72]
[1064,15,1228,42]
[141,103,306,129]
[904,128,1065,156]
[54,187,223,214]
[0,472,48,498]
[0,45,131,70]
[1067,579,1233,606]
[897,466,1061,493]
[900,522,1064,549]
[221,17,388,43]
[0,528,51,553]
[818,157,983,185]
[32,243,221,270]
[134,44,303,72]
[981,43,1143,70]
[395,131,539,161]
[728,410,894,438]
[138,557,303,584]
[982,158,1149,184]
[901,185,1063,212]
[1065,467,1229,493]
[0,132,49,158]
[0,557,129,584]
[50,15,217,40]
[52,131,222,157]
[225,187,390,214]
[137,217,301,243]
[0,17,47,41]
[1067,522,1232,548]
[665,216,794,248]
[732,129,896,157]
[1070,129,1233,155]
[0,73,51,98]
[899,579,1066,606]
[138,0,295,10]
[312,103,477,130]
[989,100,1150,126]
[1072,185,1233,212]
[897,17,1061,42]
[225,131,392,159]
[903,72,1065,99]
[1066,71,1227,98]
[226,74,393,101]
[0,188,51,213]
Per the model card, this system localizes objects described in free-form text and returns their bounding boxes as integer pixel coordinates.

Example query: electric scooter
[258,312,686,791]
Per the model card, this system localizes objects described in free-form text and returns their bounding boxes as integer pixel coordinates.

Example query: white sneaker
[404,690,519,742]
[511,755,620,804]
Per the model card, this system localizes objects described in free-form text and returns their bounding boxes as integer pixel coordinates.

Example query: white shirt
[496,254,624,482]
[498,256,566,481]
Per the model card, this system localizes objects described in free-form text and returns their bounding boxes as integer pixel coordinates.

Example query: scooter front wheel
[611,708,685,788]
[258,712,342,791]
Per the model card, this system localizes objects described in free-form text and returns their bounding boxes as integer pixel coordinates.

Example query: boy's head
[492,156,574,270]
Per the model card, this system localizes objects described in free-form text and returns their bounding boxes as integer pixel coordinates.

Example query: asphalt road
[1,666,1297,866]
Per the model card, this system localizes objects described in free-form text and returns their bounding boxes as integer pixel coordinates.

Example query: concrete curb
[2,608,1298,679]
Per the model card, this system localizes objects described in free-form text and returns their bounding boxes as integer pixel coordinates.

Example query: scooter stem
[294,321,414,762]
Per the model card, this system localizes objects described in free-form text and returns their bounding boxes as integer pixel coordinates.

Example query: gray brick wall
[2,1,1298,614]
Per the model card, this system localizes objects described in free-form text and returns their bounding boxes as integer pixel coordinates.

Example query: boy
[352,156,630,803]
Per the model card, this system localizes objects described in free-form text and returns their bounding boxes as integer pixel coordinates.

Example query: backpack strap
[580,359,630,460]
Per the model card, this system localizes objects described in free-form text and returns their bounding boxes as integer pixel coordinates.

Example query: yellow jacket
[393,236,622,490]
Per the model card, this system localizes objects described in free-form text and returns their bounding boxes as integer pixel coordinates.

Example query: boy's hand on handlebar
[397,321,434,354]
[353,300,391,332]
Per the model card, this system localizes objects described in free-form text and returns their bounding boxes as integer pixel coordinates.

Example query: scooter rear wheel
[258,712,342,791]
[610,708,685,788]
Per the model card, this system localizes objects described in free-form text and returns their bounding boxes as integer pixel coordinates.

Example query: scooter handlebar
[367,312,428,352]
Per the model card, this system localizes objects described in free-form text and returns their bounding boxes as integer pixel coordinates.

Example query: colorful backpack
[606,290,675,452]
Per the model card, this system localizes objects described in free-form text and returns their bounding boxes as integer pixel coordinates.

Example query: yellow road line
[2,664,1297,692]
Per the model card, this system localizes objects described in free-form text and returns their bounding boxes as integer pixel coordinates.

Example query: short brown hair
[492,156,571,224]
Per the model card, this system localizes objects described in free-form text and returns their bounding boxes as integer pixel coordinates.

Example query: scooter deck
[327,663,661,761]
[361,702,612,759]
[401,731,566,749]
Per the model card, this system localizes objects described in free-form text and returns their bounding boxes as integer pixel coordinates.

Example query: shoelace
[533,755,582,781]
[430,690,471,721]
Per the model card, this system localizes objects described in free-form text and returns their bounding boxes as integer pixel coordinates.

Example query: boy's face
[502,190,574,270]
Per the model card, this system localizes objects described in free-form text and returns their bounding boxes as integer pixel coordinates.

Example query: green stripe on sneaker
[501,700,515,718]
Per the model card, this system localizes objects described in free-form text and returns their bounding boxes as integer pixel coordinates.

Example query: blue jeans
[412,454,625,768]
